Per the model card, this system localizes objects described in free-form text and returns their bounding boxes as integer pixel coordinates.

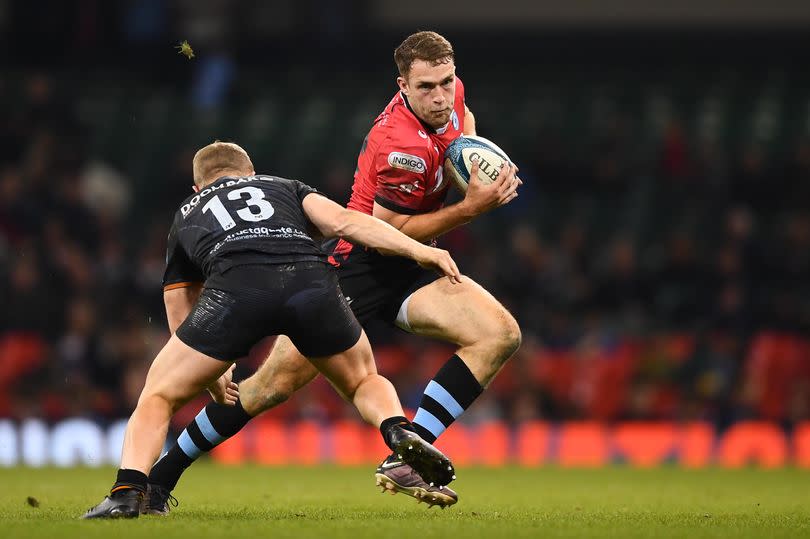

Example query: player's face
[398,59,456,129]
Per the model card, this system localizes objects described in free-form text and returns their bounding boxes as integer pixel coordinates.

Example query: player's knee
[136,391,177,414]
[500,314,522,357]
[488,311,522,363]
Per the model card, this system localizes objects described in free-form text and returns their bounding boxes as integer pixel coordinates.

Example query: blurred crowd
[1,66,809,431]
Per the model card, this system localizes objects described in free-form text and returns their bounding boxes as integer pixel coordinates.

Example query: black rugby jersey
[163,175,326,288]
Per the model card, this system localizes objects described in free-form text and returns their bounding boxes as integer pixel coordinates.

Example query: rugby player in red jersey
[144,31,521,512]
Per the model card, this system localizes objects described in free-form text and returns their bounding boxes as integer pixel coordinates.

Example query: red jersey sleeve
[373,137,437,215]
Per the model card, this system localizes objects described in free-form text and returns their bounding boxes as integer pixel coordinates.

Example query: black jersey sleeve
[289,179,331,240]
[162,219,204,290]
[291,179,323,202]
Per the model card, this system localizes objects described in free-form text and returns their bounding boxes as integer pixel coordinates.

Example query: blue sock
[411,355,483,443]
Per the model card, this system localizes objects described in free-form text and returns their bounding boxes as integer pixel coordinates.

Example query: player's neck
[401,92,446,134]
[200,170,248,189]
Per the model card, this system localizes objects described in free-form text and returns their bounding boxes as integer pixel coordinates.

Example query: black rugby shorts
[176,262,362,361]
[326,239,441,327]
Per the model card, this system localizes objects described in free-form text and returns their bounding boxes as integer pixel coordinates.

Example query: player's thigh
[140,334,233,409]
[405,276,516,347]
[243,335,319,395]
[306,330,375,400]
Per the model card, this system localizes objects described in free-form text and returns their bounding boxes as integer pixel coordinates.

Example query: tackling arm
[302,194,461,283]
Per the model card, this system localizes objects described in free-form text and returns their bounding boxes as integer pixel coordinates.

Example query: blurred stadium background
[2,0,810,469]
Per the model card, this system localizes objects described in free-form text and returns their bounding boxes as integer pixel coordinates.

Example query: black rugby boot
[386,424,456,487]
[81,488,143,519]
[375,453,458,507]
[142,484,179,516]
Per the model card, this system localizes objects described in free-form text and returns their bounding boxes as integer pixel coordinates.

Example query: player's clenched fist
[461,159,522,216]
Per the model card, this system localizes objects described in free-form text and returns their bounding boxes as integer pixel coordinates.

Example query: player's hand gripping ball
[444,135,514,193]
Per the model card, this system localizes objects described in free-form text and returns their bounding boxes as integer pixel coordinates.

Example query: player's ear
[396,76,408,95]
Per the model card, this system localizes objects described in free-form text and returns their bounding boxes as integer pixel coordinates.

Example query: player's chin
[429,112,451,127]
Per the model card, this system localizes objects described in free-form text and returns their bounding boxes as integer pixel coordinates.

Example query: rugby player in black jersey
[81,141,462,519]
[145,31,521,511]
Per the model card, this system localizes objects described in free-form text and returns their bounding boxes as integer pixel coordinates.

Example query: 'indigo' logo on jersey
[388,152,426,174]
[451,110,459,130]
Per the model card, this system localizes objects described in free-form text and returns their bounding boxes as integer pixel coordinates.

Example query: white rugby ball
[444,135,512,193]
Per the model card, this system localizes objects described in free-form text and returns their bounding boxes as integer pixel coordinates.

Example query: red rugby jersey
[347,77,466,216]
[329,78,467,265]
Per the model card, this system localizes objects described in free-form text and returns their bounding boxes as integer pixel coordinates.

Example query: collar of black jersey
[400,92,450,135]
[211,175,245,186]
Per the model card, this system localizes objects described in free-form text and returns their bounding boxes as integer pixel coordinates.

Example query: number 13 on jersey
[202,186,275,231]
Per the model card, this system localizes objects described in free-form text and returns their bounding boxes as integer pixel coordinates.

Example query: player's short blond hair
[192,141,254,188]
[394,31,454,78]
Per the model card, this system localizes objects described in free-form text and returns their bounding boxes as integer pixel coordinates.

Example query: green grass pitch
[2,464,809,538]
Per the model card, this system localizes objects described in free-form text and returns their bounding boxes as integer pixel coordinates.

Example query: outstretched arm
[302,194,461,284]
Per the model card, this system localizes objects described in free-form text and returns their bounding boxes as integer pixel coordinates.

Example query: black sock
[379,415,414,450]
[148,399,253,490]
[112,468,148,494]
[147,445,194,491]
[412,355,483,443]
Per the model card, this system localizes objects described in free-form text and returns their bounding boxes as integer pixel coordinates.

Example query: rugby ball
[444,135,512,193]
